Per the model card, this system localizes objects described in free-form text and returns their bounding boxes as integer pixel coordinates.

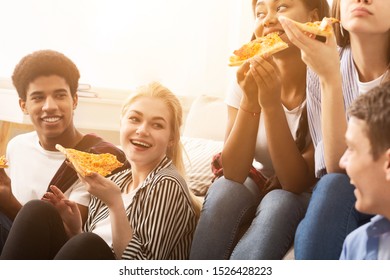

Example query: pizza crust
[288,17,339,37]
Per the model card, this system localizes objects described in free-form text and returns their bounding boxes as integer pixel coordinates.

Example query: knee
[313,173,353,197]
[261,190,306,213]
[19,200,56,219]
[205,177,259,207]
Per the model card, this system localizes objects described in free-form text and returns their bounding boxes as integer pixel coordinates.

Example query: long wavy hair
[121,82,202,218]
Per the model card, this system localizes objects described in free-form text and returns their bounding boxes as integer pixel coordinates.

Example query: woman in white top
[280,0,390,259]
[1,82,200,260]
[190,0,329,260]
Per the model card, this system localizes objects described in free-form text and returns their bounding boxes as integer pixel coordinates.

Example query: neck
[350,34,389,82]
[275,50,307,109]
[39,125,83,151]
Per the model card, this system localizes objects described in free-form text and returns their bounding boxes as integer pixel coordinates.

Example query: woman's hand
[236,60,262,113]
[279,16,340,80]
[79,173,122,209]
[249,55,282,110]
[42,185,82,237]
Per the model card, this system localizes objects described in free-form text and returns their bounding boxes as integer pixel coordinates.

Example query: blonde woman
[1,82,200,260]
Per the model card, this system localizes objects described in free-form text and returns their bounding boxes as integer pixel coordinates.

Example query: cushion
[182,95,227,142]
[182,136,223,196]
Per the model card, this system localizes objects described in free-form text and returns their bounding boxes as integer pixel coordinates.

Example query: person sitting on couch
[0,49,128,253]
[339,82,390,260]
[1,82,200,260]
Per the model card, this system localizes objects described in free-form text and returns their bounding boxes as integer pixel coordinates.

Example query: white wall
[0,0,254,98]
[0,0,334,99]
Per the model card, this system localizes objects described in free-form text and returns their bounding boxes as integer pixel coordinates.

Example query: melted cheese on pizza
[56,145,124,177]
[0,155,8,168]
[229,32,287,65]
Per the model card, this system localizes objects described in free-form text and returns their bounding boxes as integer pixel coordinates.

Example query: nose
[263,11,278,27]
[339,149,349,170]
[136,123,149,136]
[42,96,59,111]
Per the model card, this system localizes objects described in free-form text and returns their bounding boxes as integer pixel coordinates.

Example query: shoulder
[7,131,38,152]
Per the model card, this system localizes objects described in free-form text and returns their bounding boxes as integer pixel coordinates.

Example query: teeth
[43,117,60,123]
[132,140,151,148]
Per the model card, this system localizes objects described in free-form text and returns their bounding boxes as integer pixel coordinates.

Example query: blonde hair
[121,82,202,218]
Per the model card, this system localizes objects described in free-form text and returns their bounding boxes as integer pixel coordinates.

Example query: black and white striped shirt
[84,156,197,259]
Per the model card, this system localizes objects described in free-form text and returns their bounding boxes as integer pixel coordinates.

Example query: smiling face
[254,0,319,42]
[120,96,173,173]
[340,0,390,35]
[19,75,78,149]
[339,117,390,215]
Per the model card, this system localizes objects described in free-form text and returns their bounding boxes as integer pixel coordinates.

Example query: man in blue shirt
[338,81,390,260]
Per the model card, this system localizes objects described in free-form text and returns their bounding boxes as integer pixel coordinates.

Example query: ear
[73,93,78,110]
[385,149,390,182]
[19,98,29,115]
[308,8,320,22]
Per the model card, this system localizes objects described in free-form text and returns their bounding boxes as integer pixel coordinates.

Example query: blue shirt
[340,215,390,260]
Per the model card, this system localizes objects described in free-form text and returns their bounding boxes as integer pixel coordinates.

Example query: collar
[366,215,390,238]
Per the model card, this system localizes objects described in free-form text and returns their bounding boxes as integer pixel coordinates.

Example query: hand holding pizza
[0,168,12,207]
[236,60,262,113]
[79,173,122,209]
[279,16,341,81]
[249,56,282,110]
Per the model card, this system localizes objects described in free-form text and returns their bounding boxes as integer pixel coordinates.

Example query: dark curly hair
[12,49,80,100]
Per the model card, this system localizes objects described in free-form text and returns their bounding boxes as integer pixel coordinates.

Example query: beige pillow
[182,95,227,142]
[182,136,223,196]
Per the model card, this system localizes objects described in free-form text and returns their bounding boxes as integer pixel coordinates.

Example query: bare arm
[281,16,347,173]
[81,174,132,258]
[250,57,316,193]
[222,61,262,183]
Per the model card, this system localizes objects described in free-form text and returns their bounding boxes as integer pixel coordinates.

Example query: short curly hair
[12,49,80,100]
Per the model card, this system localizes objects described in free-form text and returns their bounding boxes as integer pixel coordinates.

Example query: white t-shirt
[6,131,89,206]
[225,81,305,178]
[92,186,138,245]
[357,72,384,95]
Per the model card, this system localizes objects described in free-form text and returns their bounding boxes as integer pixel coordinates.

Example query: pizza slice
[229,32,289,67]
[287,17,340,37]
[0,155,8,168]
[56,144,124,177]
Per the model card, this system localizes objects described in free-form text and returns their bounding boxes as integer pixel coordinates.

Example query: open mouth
[131,140,152,148]
[41,116,62,123]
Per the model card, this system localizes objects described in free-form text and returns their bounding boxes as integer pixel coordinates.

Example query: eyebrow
[129,110,168,123]
[28,88,68,96]
[256,0,281,7]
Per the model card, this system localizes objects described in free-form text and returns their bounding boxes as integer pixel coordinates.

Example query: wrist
[239,105,261,117]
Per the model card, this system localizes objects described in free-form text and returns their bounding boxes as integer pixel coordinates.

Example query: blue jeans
[294,173,373,260]
[0,212,12,254]
[190,177,310,259]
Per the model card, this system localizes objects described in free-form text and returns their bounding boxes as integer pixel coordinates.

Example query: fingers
[236,60,251,82]
[279,16,310,50]
[49,185,66,199]
[250,56,277,88]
